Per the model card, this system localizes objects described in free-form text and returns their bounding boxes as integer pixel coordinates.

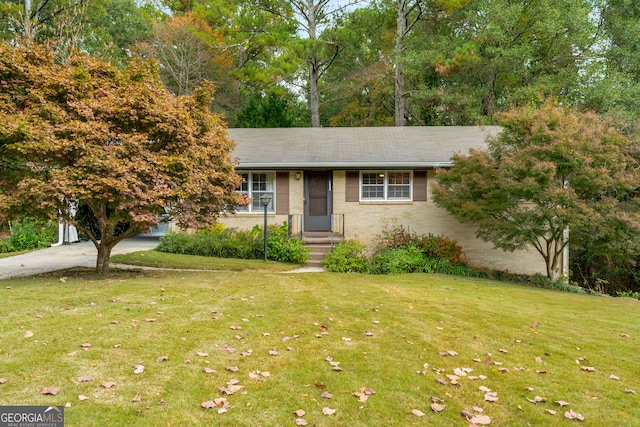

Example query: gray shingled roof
[227,126,499,169]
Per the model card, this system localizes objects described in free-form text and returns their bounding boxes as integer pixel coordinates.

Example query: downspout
[51,220,65,247]
[562,226,569,281]
[561,177,569,282]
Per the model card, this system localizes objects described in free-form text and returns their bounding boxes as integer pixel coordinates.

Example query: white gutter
[236,162,455,169]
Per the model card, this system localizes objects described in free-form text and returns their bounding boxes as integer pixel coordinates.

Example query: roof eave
[236,162,454,169]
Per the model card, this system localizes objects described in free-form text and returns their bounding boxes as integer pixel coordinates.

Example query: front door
[304,171,332,231]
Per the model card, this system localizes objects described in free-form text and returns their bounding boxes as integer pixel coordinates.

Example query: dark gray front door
[304,171,332,231]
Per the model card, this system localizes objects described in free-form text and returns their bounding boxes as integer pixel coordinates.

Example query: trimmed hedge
[157,222,308,264]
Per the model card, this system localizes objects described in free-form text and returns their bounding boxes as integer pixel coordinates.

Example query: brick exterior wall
[220,170,549,276]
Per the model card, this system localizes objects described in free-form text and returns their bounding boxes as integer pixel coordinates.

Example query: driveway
[0,237,160,280]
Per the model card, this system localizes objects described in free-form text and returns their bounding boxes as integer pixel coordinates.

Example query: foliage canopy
[432,101,640,281]
[0,41,244,274]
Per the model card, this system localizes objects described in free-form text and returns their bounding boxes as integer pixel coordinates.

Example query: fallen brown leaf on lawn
[24,330,34,338]
[536,370,547,374]
[625,389,636,395]
[203,367,216,374]
[131,392,141,402]
[320,391,333,399]
[78,395,89,401]
[220,380,244,395]
[101,382,116,389]
[322,407,336,416]
[609,374,619,380]
[268,349,279,356]
[145,318,156,322]
[499,348,508,353]
[227,366,239,373]
[484,392,498,402]
[0,378,6,384]
[453,368,468,377]
[40,387,60,396]
[201,401,216,409]
[430,403,445,413]
[156,356,168,362]
[411,409,425,417]
[197,352,208,357]
[469,414,491,425]
[295,418,308,426]
[294,409,305,417]
[133,365,144,374]
[581,366,596,372]
[555,400,570,407]
[240,349,253,357]
[620,333,630,338]
[473,406,484,413]
[81,343,91,350]
[526,396,547,404]
[531,321,539,329]
[479,386,492,393]
[315,381,326,388]
[564,410,584,421]
[546,409,557,415]
[76,376,92,382]
[247,370,262,380]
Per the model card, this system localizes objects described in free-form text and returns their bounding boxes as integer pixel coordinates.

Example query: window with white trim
[237,172,275,212]
[361,171,411,201]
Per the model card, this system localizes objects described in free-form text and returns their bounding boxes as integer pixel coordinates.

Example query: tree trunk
[96,243,113,275]
[394,0,407,126]
[310,55,321,127]
[307,0,321,128]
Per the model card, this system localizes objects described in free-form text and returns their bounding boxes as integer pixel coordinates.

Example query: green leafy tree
[321,3,396,126]
[0,42,245,274]
[432,101,640,281]
[403,0,598,124]
[234,91,307,127]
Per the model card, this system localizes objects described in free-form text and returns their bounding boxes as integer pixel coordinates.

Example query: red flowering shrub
[377,226,464,264]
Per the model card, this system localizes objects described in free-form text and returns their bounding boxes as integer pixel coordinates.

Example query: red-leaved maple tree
[0,41,245,274]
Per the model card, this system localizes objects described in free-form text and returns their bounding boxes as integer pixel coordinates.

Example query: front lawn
[0,262,638,426]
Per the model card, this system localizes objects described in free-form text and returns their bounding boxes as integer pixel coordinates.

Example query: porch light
[295,171,301,180]
[259,193,272,262]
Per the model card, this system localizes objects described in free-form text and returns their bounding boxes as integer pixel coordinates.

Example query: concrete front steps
[302,232,343,268]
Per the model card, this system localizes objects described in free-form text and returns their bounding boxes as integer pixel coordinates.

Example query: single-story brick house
[221,127,548,276]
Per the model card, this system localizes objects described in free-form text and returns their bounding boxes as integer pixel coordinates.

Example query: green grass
[110,250,301,272]
[0,257,639,426]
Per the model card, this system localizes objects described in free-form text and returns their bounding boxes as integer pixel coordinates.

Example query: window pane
[388,172,409,185]
[388,186,410,199]
[239,173,248,192]
[362,186,384,198]
[362,172,384,199]
[252,173,267,191]
[362,173,384,185]
[253,192,273,211]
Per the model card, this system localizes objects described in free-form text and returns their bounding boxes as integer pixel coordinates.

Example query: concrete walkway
[0,237,160,280]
